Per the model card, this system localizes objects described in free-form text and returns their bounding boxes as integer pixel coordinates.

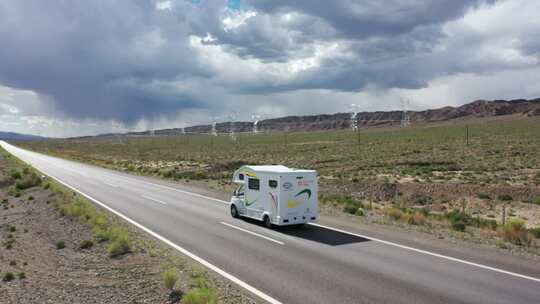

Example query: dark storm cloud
[0,0,219,123]
[246,0,494,39]
[0,0,534,128]
[209,0,504,93]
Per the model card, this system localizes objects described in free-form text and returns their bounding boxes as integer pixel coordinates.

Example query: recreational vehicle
[230,165,319,227]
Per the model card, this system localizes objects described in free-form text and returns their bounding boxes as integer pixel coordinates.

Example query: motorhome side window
[248,178,260,190]
[238,173,244,181]
[268,180,278,188]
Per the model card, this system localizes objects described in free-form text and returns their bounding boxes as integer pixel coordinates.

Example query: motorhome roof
[241,165,315,173]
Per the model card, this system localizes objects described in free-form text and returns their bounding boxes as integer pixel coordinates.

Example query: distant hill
[0,131,46,141]
[122,98,540,136]
[81,97,540,139]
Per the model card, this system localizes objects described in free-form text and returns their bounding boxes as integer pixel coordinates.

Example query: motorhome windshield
[235,184,245,197]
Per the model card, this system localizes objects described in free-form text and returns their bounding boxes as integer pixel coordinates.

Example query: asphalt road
[2,141,540,304]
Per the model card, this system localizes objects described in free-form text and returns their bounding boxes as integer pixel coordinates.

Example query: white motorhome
[230,165,319,227]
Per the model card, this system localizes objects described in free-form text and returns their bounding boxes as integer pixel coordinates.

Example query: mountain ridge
[84,97,540,138]
[0,131,46,141]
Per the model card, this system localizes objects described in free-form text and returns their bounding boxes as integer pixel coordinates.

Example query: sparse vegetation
[0,146,249,302]
[385,208,403,221]
[79,240,94,249]
[447,210,469,231]
[15,172,42,190]
[107,232,131,257]
[477,193,491,200]
[498,194,513,202]
[55,240,66,249]
[530,227,540,239]
[408,212,426,226]
[7,118,540,255]
[162,268,179,290]
[342,196,362,215]
[503,219,531,246]
[182,288,218,304]
[2,272,15,282]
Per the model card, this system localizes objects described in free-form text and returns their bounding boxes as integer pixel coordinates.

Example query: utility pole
[502,203,507,226]
[350,103,361,147]
[466,125,469,146]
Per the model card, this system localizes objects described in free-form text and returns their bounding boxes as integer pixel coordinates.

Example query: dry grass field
[16,115,540,253]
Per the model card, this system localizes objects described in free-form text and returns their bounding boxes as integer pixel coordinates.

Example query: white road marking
[142,195,168,205]
[133,179,230,205]
[1,143,283,304]
[103,181,119,188]
[221,222,285,245]
[3,141,540,285]
[308,222,540,284]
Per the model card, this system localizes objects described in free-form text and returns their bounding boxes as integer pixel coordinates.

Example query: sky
[0,0,539,137]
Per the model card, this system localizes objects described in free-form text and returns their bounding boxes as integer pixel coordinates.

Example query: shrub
[477,193,491,200]
[451,220,466,232]
[17,272,26,279]
[385,208,403,221]
[503,219,531,246]
[162,268,179,290]
[55,240,66,249]
[182,288,218,304]
[497,194,513,201]
[94,228,112,242]
[355,208,365,217]
[529,227,540,239]
[10,170,21,180]
[471,217,498,230]
[79,240,94,250]
[408,212,426,226]
[2,272,14,282]
[107,234,131,257]
[15,173,41,190]
[338,196,364,215]
[446,210,473,231]
[534,197,540,205]
[414,195,431,206]
[9,226,16,232]
[495,239,507,249]
[343,201,361,215]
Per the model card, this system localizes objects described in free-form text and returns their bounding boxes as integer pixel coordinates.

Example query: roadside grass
[182,287,218,304]
[503,219,532,246]
[162,268,179,290]
[0,146,222,301]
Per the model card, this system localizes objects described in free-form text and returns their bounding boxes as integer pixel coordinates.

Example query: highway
[2,141,540,304]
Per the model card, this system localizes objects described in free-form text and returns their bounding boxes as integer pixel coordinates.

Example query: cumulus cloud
[0,0,539,137]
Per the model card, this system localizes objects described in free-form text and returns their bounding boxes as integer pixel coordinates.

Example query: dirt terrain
[0,149,259,303]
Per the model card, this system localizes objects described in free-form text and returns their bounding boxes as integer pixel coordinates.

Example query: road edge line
[221,222,285,245]
[2,144,283,304]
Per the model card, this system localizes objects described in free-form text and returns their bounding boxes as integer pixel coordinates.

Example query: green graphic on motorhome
[245,197,258,206]
[295,188,312,199]
[287,188,312,208]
